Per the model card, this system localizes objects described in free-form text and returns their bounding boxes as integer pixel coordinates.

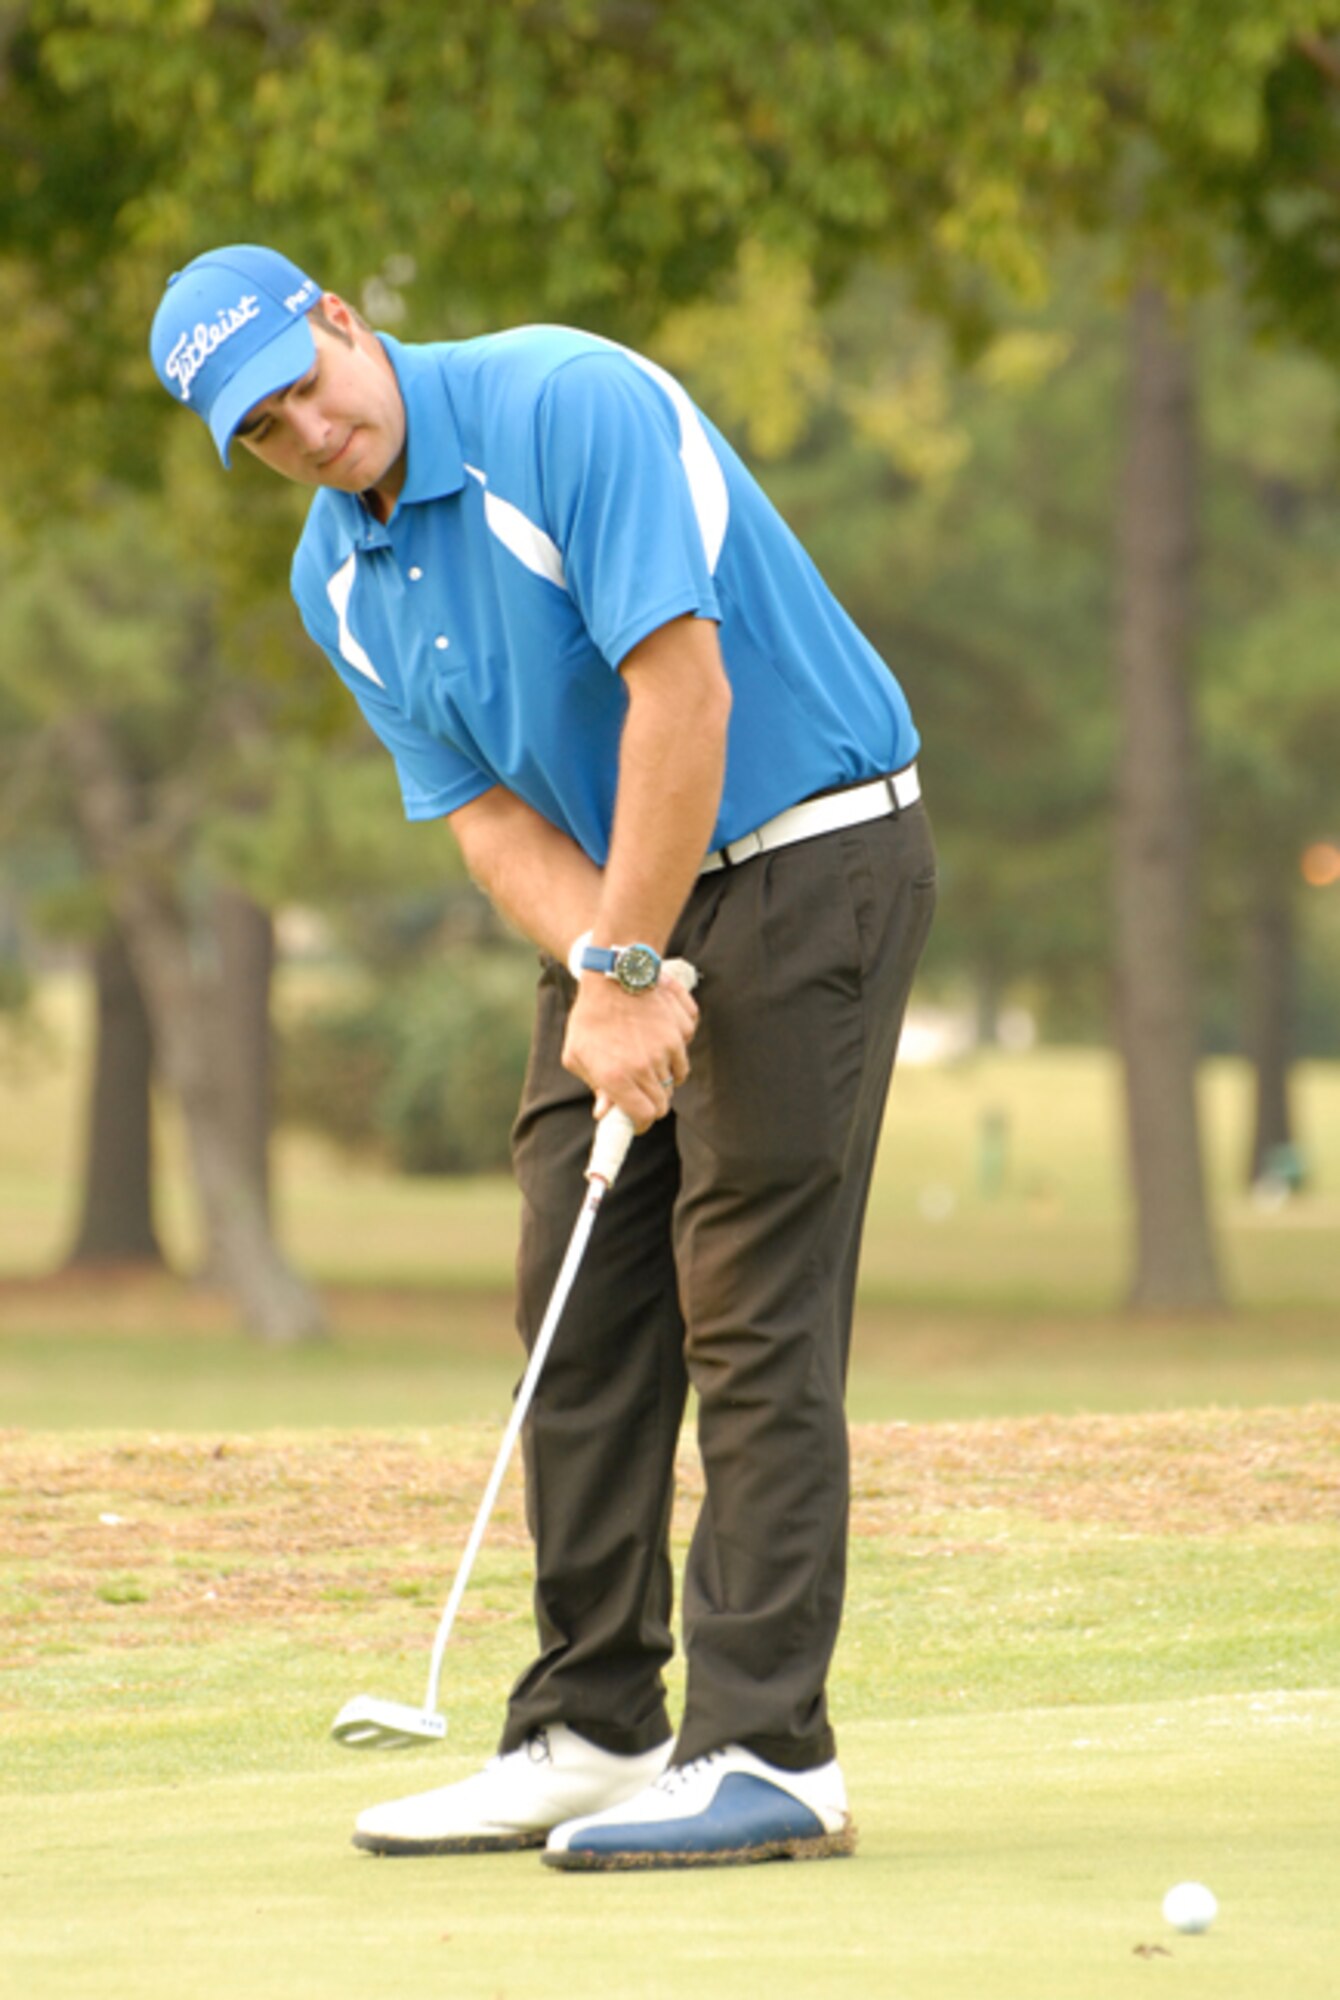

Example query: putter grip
[586,1107,636,1186]
[583,956,698,1189]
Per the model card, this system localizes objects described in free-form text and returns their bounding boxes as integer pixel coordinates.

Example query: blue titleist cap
[150,245,322,465]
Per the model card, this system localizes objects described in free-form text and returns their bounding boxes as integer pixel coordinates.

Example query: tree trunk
[64,922,165,1269]
[55,715,325,1342]
[214,885,275,1223]
[1243,881,1297,1186]
[192,887,276,1285]
[1112,281,1224,1311]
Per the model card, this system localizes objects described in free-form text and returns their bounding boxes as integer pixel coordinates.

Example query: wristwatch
[578,941,663,995]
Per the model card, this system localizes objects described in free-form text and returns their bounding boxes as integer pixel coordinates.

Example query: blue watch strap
[579,945,620,977]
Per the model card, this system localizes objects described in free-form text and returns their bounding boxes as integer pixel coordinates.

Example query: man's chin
[318,447,365,489]
[323,440,400,498]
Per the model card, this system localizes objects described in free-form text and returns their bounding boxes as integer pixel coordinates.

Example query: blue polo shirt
[291,328,918,863]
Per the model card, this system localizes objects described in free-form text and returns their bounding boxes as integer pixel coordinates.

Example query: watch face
[615,944,660,994]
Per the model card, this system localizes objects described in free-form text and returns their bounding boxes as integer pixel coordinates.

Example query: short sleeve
[536,352,723,667]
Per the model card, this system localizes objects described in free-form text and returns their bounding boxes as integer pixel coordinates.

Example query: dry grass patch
[849,1406,1340,1536]
[3,1407,1335,1669]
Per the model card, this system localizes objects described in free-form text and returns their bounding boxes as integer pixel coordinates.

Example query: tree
[64,919,163,1270]
[1112,283,1223,1308]
[9,0,1340,1326]
[211,885,276,1228]
[0,499,328,1339]
[739,259,1119,1041]
[1203,591,1340,1181]
[672,246,1340,1218]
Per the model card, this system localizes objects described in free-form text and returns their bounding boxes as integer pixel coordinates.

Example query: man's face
[234,295,407,506]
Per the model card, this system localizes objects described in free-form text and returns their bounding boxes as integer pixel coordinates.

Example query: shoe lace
[523,1726,552,1766]
[655,1749,722,1795]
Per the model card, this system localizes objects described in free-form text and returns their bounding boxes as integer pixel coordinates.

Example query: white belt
[700,764,921,875]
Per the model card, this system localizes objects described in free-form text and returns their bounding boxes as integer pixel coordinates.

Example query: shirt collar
[313,334,465,555]
[381,334,466,509]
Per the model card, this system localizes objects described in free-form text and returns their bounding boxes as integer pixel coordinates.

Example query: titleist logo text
[166,294,261,403]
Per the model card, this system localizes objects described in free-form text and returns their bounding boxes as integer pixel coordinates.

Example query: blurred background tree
[4,1,1340,1330]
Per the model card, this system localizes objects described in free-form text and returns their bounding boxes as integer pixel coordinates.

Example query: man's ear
[321,291,356,331]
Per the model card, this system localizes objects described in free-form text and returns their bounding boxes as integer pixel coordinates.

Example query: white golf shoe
[544,1744,855,1870]
[352,1724,673,1855]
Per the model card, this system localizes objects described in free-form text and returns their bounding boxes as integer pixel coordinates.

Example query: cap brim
[209,316,317,466]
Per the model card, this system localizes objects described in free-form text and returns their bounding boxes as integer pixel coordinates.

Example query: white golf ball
[1162,1882,1218,1934]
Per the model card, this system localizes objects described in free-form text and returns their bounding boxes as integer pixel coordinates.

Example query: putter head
[331,1696,448,1751]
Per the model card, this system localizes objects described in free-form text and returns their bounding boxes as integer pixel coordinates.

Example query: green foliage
[654,243,833,460]
[726,256,1119,1029]
[676,246,1340,1045]
[12,0,1339,398]
[7,0,1340,1059]
[1192,307,1340,1039]
[1203,36,1340,365]
[0,493,332,906]
[281,944,538,1175]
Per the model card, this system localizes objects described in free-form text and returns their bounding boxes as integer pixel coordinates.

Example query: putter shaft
[331,955,696,1750]
[419,1138,624,1714]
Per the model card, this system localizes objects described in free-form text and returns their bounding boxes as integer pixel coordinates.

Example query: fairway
[3,1007,1338,1993]
[3,1410,1337,1999]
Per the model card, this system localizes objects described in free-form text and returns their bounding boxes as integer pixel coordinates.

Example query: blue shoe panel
[571,1774,826,1855]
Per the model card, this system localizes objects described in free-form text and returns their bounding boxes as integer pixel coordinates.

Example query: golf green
[4,1410,1336,1996]
[3,1695,1336,1999]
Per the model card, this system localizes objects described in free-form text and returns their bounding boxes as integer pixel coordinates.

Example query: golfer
[151,245,937,1869]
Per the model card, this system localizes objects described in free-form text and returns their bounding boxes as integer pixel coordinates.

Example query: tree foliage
[6,1,1340,1319]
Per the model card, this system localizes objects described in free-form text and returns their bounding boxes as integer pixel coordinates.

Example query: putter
[331,960,696,1751]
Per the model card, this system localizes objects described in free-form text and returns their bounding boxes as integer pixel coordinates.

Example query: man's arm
[449,613,729,1131]
[560,614,730,1126]
[589,613,732,953]
[448,787,603,963]
[449,782,698,1127]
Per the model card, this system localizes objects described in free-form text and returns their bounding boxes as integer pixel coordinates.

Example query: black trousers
[499,801,937,1771]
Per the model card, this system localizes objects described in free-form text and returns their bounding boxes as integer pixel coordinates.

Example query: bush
[281,945,540,1174]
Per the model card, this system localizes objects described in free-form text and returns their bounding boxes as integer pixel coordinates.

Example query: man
[151,244,936,1870]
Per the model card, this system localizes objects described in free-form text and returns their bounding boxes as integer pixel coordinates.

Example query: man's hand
[562,967,699,1130]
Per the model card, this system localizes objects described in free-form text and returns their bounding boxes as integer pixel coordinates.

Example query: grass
[4,1280,1340,1431]
[2,1413,1338,1998]
[4,1700,1338,2000]
[2,984,1338,1993]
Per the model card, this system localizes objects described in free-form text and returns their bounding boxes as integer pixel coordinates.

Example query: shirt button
[434,635,449,650]
[408,566,423,581]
